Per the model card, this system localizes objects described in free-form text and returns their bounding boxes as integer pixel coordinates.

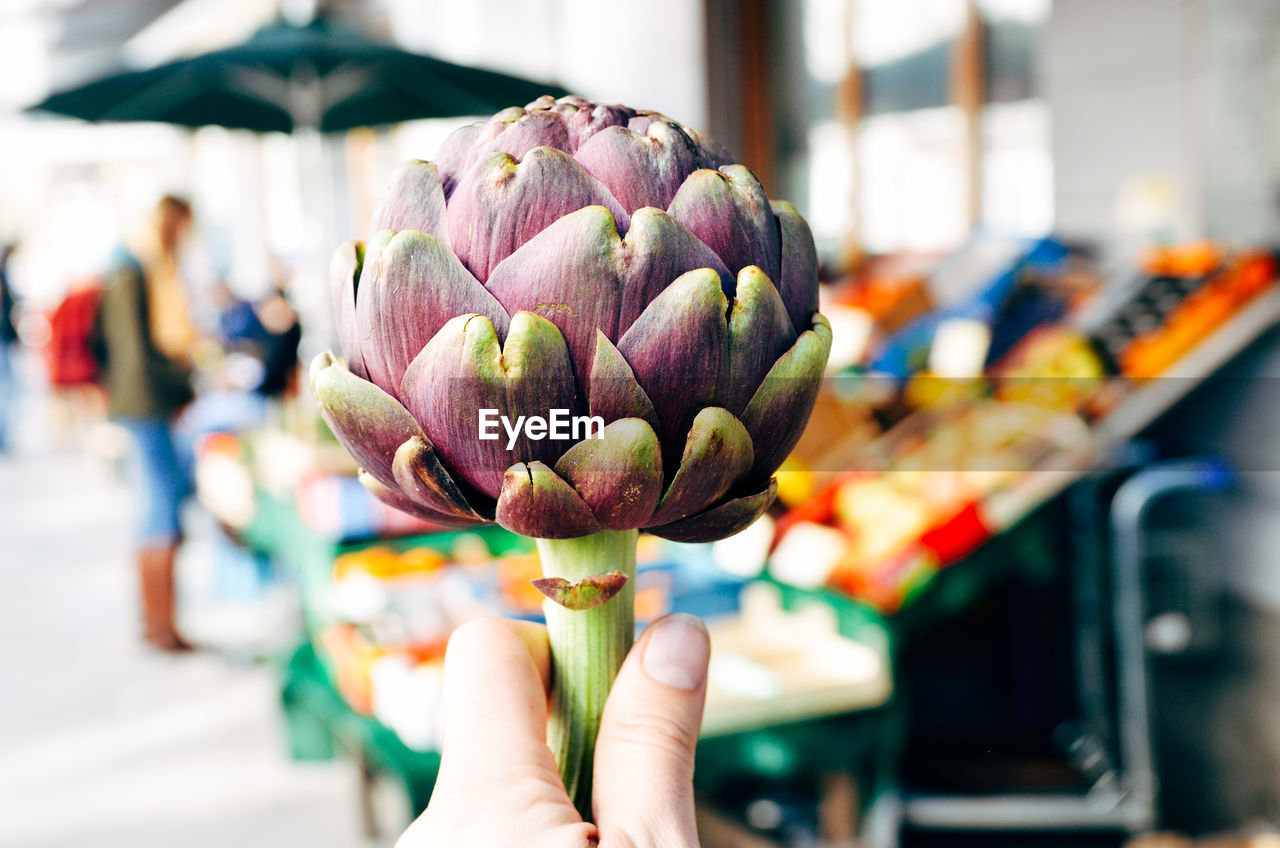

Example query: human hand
[397,613,711,848]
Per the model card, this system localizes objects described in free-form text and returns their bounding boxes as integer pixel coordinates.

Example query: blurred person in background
[98,194,199,652]
[211,277,258,348]
[182,266,301,440]
[213,267,301,400]
[0,243,18,454]
[248,276,302,401]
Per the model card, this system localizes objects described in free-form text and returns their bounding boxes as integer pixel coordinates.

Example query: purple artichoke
[312,95,830,543]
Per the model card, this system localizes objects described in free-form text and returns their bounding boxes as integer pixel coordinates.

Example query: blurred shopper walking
[98,195,199,652]
[0,245,18,454]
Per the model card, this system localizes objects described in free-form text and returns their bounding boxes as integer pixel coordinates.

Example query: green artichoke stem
[535,528,638,821]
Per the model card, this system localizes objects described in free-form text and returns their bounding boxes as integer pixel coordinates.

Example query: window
[791,0,1053,259]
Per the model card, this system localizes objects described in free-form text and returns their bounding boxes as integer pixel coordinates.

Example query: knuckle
[599,708,697,769]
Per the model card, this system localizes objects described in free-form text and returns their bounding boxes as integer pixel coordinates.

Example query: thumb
[592,613,710,847]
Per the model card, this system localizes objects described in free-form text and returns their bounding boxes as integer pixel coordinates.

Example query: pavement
[0,354,390,848]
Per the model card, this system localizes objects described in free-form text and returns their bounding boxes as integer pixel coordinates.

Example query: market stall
[771,241,1276,614]
[193,236,1278,844]
[764,239,1278,840]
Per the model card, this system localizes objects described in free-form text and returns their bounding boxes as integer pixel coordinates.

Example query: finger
[400,620,594,846]
[592,613,710,846]
[435,618,561,794]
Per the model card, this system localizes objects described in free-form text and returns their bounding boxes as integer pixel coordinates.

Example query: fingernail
[642,613,709,691]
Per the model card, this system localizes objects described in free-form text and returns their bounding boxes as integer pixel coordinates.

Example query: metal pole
[1108,457,1233,831]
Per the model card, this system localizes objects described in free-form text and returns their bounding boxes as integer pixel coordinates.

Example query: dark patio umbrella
[28,17,566,132]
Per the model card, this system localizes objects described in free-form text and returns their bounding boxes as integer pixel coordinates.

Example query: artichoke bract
[313,95,830,544]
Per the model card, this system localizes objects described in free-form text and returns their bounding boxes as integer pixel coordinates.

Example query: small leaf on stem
[532,570,630,610]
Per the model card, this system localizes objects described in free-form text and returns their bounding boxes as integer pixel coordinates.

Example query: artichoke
[312,95,830,814]
[312,94,830,544]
